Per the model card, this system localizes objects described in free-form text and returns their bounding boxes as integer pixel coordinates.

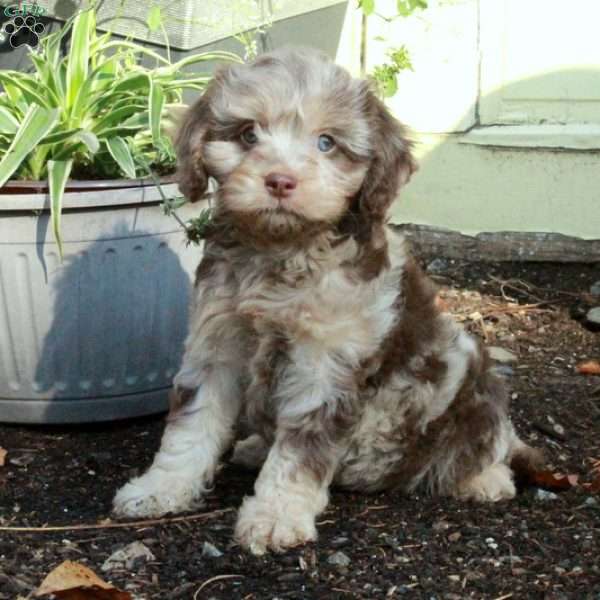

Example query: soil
[1,255,599,600]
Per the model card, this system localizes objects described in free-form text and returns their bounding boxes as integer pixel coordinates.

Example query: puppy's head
[176,47,415,253]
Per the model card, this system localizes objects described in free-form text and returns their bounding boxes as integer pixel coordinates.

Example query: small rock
[488,347,518,363]
[426,258,448,274]
[327,551,351,567]
[448,532,461,542]
[330,535,350,548]
[9,454,35,467]
[432,520,450,531]
[590,281,600,296]
[571,566,583,575]
[535,489,559,501]
[102,541,155,571]
[494,365,514,377]
[584,497,598,506]
[278,572,302,582]
[202,541,223,558]
[586,307,600,325]
[485,537,498,550]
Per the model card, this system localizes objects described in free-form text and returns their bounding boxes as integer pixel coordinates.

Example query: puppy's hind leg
[457,462,516,502]
[113,366,241,518]
[231,434,270,471]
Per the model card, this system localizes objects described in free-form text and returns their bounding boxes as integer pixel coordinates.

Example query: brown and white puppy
[113,47,541,555]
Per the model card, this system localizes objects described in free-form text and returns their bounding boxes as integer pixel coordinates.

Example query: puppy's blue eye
[241,126,258,145]
[318,134,335,152]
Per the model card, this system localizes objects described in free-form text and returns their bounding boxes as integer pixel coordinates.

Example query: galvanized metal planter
[0,178,200,424]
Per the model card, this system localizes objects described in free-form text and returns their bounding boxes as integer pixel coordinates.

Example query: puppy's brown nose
[264,172,297,198]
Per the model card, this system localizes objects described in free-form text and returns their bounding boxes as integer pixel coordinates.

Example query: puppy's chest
[233,262,400,354]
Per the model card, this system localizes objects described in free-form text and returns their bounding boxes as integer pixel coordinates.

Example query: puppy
[113,47,541,555]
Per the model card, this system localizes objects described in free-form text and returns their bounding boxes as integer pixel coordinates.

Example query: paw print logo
[3,15,45,48]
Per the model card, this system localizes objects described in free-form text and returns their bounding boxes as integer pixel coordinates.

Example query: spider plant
[0,7,240,255]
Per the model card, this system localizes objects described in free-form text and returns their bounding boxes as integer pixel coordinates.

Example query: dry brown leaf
[529,470,579,491]
[576,360,600,375]
[0,447,6,467]
[36,561,132,599]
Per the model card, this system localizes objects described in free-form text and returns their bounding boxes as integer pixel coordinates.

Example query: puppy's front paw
[113,469,204,518]
[235,495,317,555]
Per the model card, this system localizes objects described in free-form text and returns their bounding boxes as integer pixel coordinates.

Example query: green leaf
[147,5,162,31]
[397,0,410,16]
[149,79,164,145]
[77,131,100,154]
[111,72,150,94]
[359,0,375,15]
[39,128,83,145]
[0,105,60,188]
[0,107,19,134]
[93,105,142,133]
[105,137,137,178]
[383,75,398,97]
[0,73,53,108]
[66,9,95,108]
[48,159,73,260]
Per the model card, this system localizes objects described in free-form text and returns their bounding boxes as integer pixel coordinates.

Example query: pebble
[535,489,559,501]
[426,258,448,274]
[586,307,600,325]
[330,535,350,547]
[448,532,461,542]
[494,365,514,377]
[487,347,518,363]
[201,541,223,558]
[9,454,35,467]
[432,520,450,531]
[328,551,351,567]
[584,497,598,506]
[590,281,600,296]
[101,541,155,571]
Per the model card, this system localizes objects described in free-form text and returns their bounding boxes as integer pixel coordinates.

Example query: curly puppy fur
[113,47,542,554]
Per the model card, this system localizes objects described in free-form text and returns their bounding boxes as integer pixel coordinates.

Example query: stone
[201,541,223,558]
[535,489,558,501]
[327,551,351,567]
[586,307,600,325]
[590,281,600,296]
[330,535,350,548]
[432,520,450,531]
[487,347,518,363]
[426,258,448,274]
[584,497,598,506]
[102,541,155,571]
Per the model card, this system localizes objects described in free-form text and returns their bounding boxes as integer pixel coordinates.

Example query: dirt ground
[1,254,599,600]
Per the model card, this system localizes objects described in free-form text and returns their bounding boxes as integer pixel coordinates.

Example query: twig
[493,594,513,600]
[193,574,244,599]
[0,508,233,533]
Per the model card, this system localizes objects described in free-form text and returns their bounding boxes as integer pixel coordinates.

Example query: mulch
[1,255,599,599]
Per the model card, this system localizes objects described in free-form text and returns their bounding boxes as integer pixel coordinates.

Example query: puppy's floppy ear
[347,89,416,279]
[174,93,212,203]
[359,89,416,229]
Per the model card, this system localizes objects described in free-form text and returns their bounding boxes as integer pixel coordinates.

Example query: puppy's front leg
[235,420,340,555]
[113,366,241,518]
[113,253,244,518]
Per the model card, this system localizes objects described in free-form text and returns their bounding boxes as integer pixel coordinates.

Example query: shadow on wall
[395,69,600,241]
[33,222,192,423]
